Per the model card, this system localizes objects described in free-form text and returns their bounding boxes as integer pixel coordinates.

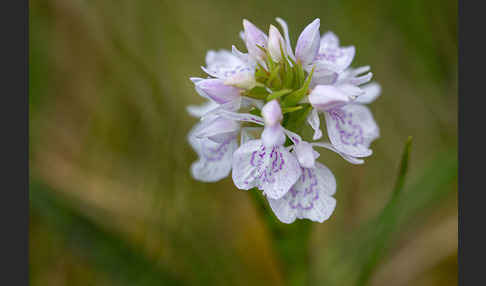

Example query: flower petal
[262,99,283,126]
[224,70,257,89]
[261,124,286,147]
[243,19,268,60]
[232,140,302,199]
[187,100,219,118]
[355,82,381,104]
[231,139,263,190]
[314,46,355,73]
[196,79,241,104]
[295,18,321,67]
[268,25,286,62]
[307,108,323,140]
[294,141,317,168]
[268,162,336,223]
[309,85,351,111]
[216,110,264,126]
[315,32,355,72]
[239,30,246,42]
[312,141,365,164]
[200,98,243,122]
[188,124,238,182]
[194,116,240,141]
[337,66,373,86]
[275,17,295,60]
[324,105,379,157]
[320,31,340,49]
[338,84,365,98]
[202,50,253,80]
[231,45,251,63]
[310,67,338,88]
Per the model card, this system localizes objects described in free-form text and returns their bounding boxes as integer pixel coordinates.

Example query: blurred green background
[29,0,457,285]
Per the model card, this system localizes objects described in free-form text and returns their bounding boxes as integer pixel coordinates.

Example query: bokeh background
[29,0,457,285]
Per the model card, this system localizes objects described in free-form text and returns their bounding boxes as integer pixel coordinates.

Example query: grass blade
[356,137,413,285]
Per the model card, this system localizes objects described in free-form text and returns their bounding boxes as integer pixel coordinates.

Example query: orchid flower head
[187,17,381,224]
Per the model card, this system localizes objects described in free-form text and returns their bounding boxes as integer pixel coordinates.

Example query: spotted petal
[268,162,336,223]
[202,50,253,80]
[324,105,379,157]
[232,140,302,199]
[314,31,355,73]
[188,123,238,182]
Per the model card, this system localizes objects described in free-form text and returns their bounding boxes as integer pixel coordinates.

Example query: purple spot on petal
[201,135,236,162]
[329,108,364,146]
[287,168,320,211]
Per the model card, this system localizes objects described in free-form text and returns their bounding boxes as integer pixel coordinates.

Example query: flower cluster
[187,18,381,224]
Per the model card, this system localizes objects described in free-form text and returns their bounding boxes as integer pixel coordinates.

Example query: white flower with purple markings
[187,18,381,224]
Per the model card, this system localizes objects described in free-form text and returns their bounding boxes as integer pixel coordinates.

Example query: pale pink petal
[261,124,286,147]
[309,85,351,111]
[295,18,321,67]
[193,116,240,141]
[294,141,317,168]
[196,79,241,104]
[262,100,283,126]
[337,66,373,86]
[243,19,268,60]
[268,25,286,62]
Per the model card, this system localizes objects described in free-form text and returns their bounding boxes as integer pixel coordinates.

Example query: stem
[248,190,313,286]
